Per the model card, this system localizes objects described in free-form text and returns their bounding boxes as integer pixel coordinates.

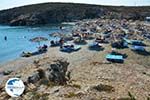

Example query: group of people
[50,38,65,47]
[38,44,48,52]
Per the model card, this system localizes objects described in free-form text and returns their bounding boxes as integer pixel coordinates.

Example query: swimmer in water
[4,36,7,41]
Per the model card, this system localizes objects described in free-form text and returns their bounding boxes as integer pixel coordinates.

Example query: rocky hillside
[0,2,150,26]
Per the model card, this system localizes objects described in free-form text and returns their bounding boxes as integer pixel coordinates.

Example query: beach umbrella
[30,37,48,46]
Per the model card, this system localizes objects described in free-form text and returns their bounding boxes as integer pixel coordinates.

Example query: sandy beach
[0,18,150,100]
[0,38,150,99]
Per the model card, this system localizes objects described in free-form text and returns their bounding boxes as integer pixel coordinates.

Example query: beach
[0,19,150,99]
[0,42,150,99]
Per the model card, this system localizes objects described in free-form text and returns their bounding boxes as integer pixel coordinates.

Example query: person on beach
[50,40,55,46]
[60,26,63,30]
[59,38,64,45]
[4,36,7,41]
[43,44,48,49]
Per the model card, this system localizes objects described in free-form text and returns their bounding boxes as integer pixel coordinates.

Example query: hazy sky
[0,0,150,10]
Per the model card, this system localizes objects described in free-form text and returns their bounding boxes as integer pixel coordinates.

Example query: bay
[0,24,73,63]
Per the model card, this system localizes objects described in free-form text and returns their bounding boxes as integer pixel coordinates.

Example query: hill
[0,2,150,26]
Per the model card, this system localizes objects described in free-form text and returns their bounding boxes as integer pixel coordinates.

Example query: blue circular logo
[5,78,25,97]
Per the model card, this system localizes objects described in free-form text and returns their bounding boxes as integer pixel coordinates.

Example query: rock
[24,92,34,100]
[84,86,91,92]
[91,83,115,92]
[3,70,13,75]
[117,97,132,100]
[45,58,69,85]
[27,59,69,85]
[82,96,99,100]
[8,97,22,100]
[15,75,22,78]
[33,60,40,67]
[0,3,150,26]
[50,86,61,94]
[10,14,30,26]
[9,13,46,26]
[0,92,10,100]
[75,91,86,96]
[27,83,37,91]
[37,85,47,93]
[36,68,45,78]
[66,71,71,80]
[24,91,49,100]
[27,72,40,84]
[27,68,45,84]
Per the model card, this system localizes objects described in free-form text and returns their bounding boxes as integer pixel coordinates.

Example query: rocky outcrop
[10,14,30,26]
[27,69,45,84]
[0,3,105,26]
[10,13,46,26]
[27,58,70,85]
[45,58,69,85]
[1,3,150,26]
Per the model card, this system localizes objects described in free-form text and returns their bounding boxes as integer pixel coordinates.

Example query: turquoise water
[0,24,72,63]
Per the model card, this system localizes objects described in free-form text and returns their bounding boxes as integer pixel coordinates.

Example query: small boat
[60,43,81,53]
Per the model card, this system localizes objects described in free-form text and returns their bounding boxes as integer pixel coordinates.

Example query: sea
[0,24,74,64]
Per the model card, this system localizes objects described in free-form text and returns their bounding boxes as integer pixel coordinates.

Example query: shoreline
[0,23,75,64]
[0,18,150,99]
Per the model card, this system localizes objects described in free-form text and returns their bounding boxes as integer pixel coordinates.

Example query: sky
[0,0,150,10]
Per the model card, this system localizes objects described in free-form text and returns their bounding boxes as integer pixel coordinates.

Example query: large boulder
[27,72,40,84]
[45,58,69,85]
[27,69,45,84]
[27,59,70,85]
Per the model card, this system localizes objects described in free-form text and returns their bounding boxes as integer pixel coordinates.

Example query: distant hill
[0,2,150,26]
